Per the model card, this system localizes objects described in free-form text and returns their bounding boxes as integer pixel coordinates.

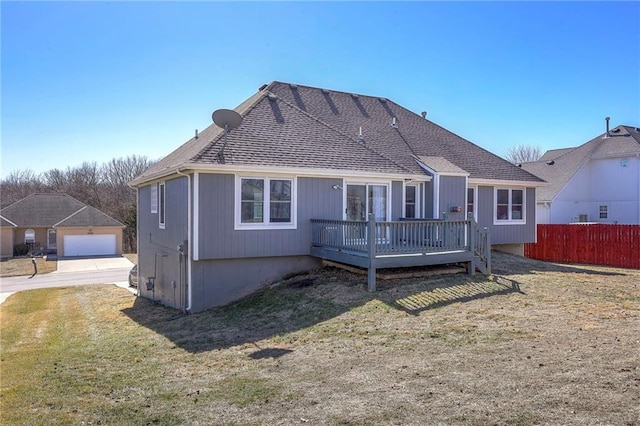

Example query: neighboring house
[0,193,125,257]
[521,124,640,224]
[0,215,18,259]
[130,81,545,313]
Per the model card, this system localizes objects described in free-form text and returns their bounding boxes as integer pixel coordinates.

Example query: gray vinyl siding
[477,186,536,245]
[137,177,189,310]
[439,176,466,221]
[197,174,342,259]
[424,181,434,218]
[391,181,403,220]
[190,256,321,312]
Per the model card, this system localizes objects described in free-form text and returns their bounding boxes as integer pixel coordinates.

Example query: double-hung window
[236,176,296,229]
[599,205,608,219]
[495,188,525,224]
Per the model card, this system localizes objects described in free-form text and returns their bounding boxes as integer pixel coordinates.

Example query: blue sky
[2,1,639,178]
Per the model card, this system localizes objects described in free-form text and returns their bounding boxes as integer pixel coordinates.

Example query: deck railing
[311,216,491,291]
[311,218,471,255]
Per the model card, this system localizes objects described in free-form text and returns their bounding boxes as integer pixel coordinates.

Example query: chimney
[605,117,610,138]
[195,129,199,139]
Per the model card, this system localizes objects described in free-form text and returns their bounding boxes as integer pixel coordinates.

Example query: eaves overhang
[130,163,432,187]
[467,178,548,187]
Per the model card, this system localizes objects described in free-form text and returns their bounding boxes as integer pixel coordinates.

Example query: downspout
[176,169,193,313]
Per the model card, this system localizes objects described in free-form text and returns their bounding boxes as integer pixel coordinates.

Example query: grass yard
[0,257,57,277]
[1,253,639,425]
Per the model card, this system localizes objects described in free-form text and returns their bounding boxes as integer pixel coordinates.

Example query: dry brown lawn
[1,252,639,425]
[0,256,57,277]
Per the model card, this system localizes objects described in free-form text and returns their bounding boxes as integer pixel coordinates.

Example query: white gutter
[176,169,193,313]
[468,178,549,187]
[131,163,432,187]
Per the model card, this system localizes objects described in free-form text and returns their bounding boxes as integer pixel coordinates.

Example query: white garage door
[63,234,116,257]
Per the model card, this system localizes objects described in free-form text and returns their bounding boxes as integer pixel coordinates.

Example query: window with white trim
[404,185,418,218]
[150,184,158,213]
[158,182,166,229]
[236,176,296,229]
[25,229,35,244]
[467,187,476,220]
[495,188,525,223]
[599,205,608,219]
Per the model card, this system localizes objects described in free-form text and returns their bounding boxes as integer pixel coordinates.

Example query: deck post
[485,227,491,274]
[367,213,376,292]
[468,219,476,275]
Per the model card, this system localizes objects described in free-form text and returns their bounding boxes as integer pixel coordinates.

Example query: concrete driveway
[1,256,136,305]
[55,256,134,273]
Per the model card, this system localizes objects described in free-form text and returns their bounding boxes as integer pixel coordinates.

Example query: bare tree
[0,155,155,252]
[0,169,46,208]
[505,144,543,164]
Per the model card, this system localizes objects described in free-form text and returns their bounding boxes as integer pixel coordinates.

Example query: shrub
[13,244,28,256]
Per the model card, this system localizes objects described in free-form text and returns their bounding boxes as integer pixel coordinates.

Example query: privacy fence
[524,224,640,269]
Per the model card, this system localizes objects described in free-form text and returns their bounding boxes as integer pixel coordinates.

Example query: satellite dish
[211,109,242,165]
[212,109,242,130]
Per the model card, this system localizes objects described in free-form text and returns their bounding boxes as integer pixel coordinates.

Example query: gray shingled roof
[1,215,17,227]
[0,193,124,228]
[416,156,468,175]
[132,81,545,185]
[521,125,640,202]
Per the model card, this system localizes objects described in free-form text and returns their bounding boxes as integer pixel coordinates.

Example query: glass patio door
[345,184,388,221]
[345,184,389,243]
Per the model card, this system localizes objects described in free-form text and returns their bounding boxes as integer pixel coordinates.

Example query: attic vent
[351,94,359,99]
[391,117,398,129]
[258,84,268,91]
[358,126,364,141]
[611,128,621,133]
[321,89,330,94]
[289,83,298,89]
[546,160,555,165]
[379,98,387,103]
[268,94,278,101]
[421,111,427,119]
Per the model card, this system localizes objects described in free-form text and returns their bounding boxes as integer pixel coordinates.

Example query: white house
[522,123,640,224]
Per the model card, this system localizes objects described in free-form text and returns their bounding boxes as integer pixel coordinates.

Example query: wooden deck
[311,216,491,291]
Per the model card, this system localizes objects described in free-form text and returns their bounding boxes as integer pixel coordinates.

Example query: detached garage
[63,234,117,257]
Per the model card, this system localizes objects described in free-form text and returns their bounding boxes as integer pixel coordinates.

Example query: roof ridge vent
[321,89,330,94]
[268,93,278,101]
[258,84,268,91]
[289,83,298,89]
[379,97,387,103]
[351,94,359,99]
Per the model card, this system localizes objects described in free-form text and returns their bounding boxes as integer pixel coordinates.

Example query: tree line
[0,155,155,253]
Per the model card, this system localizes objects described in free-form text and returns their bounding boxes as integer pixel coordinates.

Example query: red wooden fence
[524,224,640,269]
